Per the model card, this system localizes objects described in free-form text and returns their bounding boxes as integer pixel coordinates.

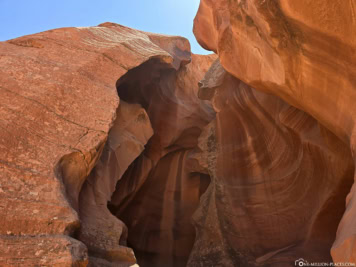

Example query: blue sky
[0,0,209,54]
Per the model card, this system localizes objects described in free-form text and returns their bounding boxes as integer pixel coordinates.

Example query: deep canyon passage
[76,53,355,267]
[1,1,356,267]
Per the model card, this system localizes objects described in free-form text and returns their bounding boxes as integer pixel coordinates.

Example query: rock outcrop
[188,60,354,266]
[193,0,356,264]
[0,22,203,266]
[77,101,153,266]
[1,1,356,265]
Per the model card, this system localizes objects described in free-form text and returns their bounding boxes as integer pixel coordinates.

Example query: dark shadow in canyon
[67,55,356,267]
[68,55,214,267]
[108,56,214,267]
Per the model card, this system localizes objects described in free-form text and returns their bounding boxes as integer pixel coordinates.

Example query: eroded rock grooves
[0,22,209,266]
[108,53,215,267]
[188,60,354,266]
[193,0,356,264]
[1,1,356,265]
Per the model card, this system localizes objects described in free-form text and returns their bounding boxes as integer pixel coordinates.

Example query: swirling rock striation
[188,60,354,266]
[194,0,356,264]
[1,2,355,265]
[108,53,216,266]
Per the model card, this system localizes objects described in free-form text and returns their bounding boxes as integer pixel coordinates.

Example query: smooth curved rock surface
[109,53,216,267]
[77,101,153,266]
[194,0,356,263]
[194,0,356,141]
[2,3,355,266]
[187,60,354,266]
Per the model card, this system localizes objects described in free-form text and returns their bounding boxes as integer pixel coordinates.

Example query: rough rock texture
[193,0,356,264]
[0,22,195,266]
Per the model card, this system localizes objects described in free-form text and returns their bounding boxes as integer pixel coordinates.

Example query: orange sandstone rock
[2,3,355,265]
[0,22,192,266]
[187,60,354,266]
[194,0,356,264]
[109,53,216,267]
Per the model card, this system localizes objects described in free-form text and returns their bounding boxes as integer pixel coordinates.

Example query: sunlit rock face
[1,3,355,265]
[194,0,356,263]
[193,0,356,141]
[0,22,199,266]
[77,101,153,266]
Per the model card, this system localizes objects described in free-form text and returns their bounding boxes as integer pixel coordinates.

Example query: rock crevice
[1,2,356,264]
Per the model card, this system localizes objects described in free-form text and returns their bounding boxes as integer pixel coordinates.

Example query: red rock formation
[0,22,195,266]
[188,60,354,266]
[193,0,356,264]
[108,53,215,266]
[78,101,153,266]
[2,2,355,265]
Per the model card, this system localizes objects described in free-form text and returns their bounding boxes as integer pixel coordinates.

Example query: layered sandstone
[1,1,355,265]
[109,53,215,266]
[193,0,356,264]
[188,60,354,266]
[0,22,198,266]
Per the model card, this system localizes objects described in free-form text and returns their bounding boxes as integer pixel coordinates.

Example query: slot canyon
[0,1,356,267]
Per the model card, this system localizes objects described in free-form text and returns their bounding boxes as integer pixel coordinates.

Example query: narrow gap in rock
[104,57,214,267]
